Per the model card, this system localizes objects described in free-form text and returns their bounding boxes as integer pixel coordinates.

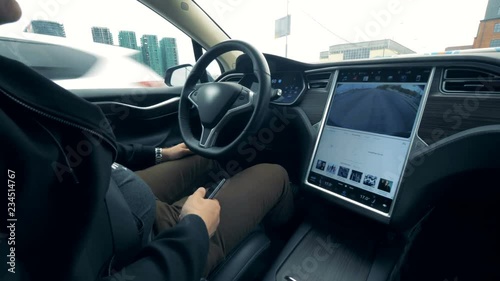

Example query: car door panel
[73,87,181,106]
[74,87,184,147]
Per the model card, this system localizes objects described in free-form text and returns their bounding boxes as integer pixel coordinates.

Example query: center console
[306,67,433,223]
[263,67,436,281]
[262,198,412,281]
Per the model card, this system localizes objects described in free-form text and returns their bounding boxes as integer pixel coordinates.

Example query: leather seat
[205,226,272,281]
[69,176,273,281]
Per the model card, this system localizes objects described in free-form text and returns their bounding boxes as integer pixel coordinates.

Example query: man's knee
[192,155,218,172]
[253,164,290,189]
[268,164,289,182]
[253,164,294,226]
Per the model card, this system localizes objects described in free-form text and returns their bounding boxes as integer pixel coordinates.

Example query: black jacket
[0,55,208,281]
[116,142,156,171]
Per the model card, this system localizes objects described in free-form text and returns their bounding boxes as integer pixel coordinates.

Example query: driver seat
[205,225,271,281]
[72,177,272,281]
[100,181,271,281]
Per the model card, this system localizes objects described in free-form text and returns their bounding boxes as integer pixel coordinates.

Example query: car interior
[3,0,500,280]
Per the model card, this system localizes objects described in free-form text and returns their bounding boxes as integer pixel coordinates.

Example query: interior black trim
[72,87,182,106]
[392,125,500,229]
[95,98,179,120]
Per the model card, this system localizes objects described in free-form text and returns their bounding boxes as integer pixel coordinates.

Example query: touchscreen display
[271,72,304,104]
[307,68,432,214]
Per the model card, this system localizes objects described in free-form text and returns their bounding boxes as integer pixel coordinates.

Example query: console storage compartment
[263,218,408,281]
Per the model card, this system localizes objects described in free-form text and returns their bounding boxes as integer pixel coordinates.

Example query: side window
[207,60,223,81]
[0,0,195,90]
[166,50,224,87]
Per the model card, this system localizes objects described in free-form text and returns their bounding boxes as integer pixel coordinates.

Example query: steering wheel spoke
[229,89,255,113]
[187,89,200,108]
[200,126,219,148]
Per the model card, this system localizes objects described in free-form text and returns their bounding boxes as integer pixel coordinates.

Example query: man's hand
[162,142,193,162]
[180,188,220,237]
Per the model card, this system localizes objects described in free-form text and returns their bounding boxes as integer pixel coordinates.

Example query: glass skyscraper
[119,31,143,64]
[118,31,138,49]
[159,37,179,74]
[141,35,162,76]
[24,20,66,37]
[91,27,114,45]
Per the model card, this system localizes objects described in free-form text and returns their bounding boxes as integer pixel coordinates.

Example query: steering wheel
[179,40,271,159]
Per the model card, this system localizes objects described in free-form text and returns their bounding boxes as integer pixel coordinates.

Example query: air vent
[306,72,332,89]
[442,68,500,94]
[220,74,244,83]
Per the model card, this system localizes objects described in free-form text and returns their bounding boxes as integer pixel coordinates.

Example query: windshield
[195,0,490,63]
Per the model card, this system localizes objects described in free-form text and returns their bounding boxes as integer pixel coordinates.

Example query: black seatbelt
[105,178,141,271]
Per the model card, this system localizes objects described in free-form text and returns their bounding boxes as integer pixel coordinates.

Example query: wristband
[155,147,163,164]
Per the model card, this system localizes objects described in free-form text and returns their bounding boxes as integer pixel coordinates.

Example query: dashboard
[218,53,500,228]
[235,71,306,105]
[270,72,305,104]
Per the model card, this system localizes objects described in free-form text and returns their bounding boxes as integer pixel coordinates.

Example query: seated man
[0,2,293,279]
[113,142,294,275]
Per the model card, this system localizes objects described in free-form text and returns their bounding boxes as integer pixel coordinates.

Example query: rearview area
[327,83,425,138]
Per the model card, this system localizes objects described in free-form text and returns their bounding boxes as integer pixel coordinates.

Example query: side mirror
[164,64,193,87]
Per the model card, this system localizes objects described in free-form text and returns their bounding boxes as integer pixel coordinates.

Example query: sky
[0,0,491,64]
[196,0,490,61]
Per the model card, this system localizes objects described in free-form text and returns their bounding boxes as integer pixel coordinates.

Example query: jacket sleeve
[116,142,156,170]
[103,214,209,281]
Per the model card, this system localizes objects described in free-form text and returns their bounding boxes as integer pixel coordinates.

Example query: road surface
[327,88,420,138]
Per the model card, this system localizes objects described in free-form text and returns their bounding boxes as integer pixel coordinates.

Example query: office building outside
[473,0,500,48]
[159,37,179,74]
[118,31,138,49]
[118,31,143,64]
[445,45,474,51]
[320,39,415,62]
[24,20,66,37]
[92,27,114,45]
[141,35,162,75]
